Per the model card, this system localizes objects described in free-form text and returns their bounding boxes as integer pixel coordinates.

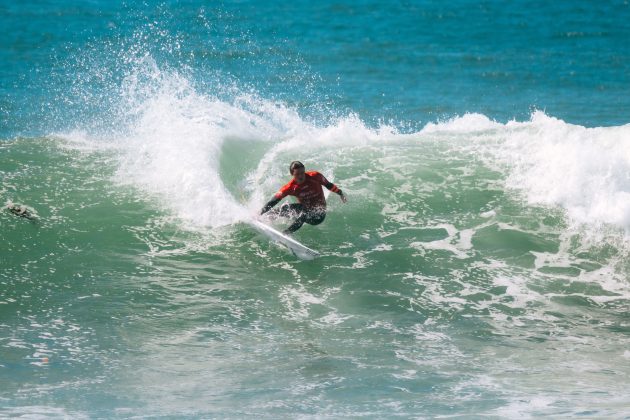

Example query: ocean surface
[2,1,630,418]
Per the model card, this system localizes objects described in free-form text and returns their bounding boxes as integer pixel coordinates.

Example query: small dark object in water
[6,203,37,220]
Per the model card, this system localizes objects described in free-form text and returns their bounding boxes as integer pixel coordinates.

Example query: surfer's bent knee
[306,211,326,226]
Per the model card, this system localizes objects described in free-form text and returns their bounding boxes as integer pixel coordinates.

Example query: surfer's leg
[305,210,326,226]
[284,212,307,234]
[284,209,325,233]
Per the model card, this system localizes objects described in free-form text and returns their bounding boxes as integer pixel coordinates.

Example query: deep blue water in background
[2,0,630,139]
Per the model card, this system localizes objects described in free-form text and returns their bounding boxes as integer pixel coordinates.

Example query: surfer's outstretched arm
[260,196,281,215]
[320,177,347,203]
[311,171,346,202]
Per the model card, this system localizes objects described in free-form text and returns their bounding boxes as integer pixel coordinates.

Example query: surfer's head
[290,161,306,183]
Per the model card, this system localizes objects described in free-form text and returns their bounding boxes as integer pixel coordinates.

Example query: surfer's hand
[340,193,347,203]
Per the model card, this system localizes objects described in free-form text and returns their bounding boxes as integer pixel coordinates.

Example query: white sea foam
[110,63,270,227]
[60,58,308,228]
[502,113,630,232]
[0,406,89,420]
[426,111,630,234]
[421,112,503,133]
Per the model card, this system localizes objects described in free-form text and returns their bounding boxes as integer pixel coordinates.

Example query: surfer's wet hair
[289,161,305,174]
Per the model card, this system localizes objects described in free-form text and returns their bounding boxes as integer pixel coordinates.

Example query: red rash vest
[274,171,339,210]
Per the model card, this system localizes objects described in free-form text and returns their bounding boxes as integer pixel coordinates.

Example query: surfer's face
[292,167,306,183]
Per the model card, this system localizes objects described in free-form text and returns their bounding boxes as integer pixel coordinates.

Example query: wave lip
[422,111,630,235]
[500,112,630,233]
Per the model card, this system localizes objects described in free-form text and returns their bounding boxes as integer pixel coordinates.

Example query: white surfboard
[249,219,320,260]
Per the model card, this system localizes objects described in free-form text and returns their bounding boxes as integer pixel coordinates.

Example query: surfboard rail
[249,219,320,260]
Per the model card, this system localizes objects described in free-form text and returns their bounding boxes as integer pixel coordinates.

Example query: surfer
[260,161,347,234]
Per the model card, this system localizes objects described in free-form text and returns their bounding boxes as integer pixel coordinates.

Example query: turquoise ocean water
[2,1,630,417]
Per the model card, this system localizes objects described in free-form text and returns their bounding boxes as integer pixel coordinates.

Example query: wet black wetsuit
[267,202,326,233]
[260,171,342,233]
